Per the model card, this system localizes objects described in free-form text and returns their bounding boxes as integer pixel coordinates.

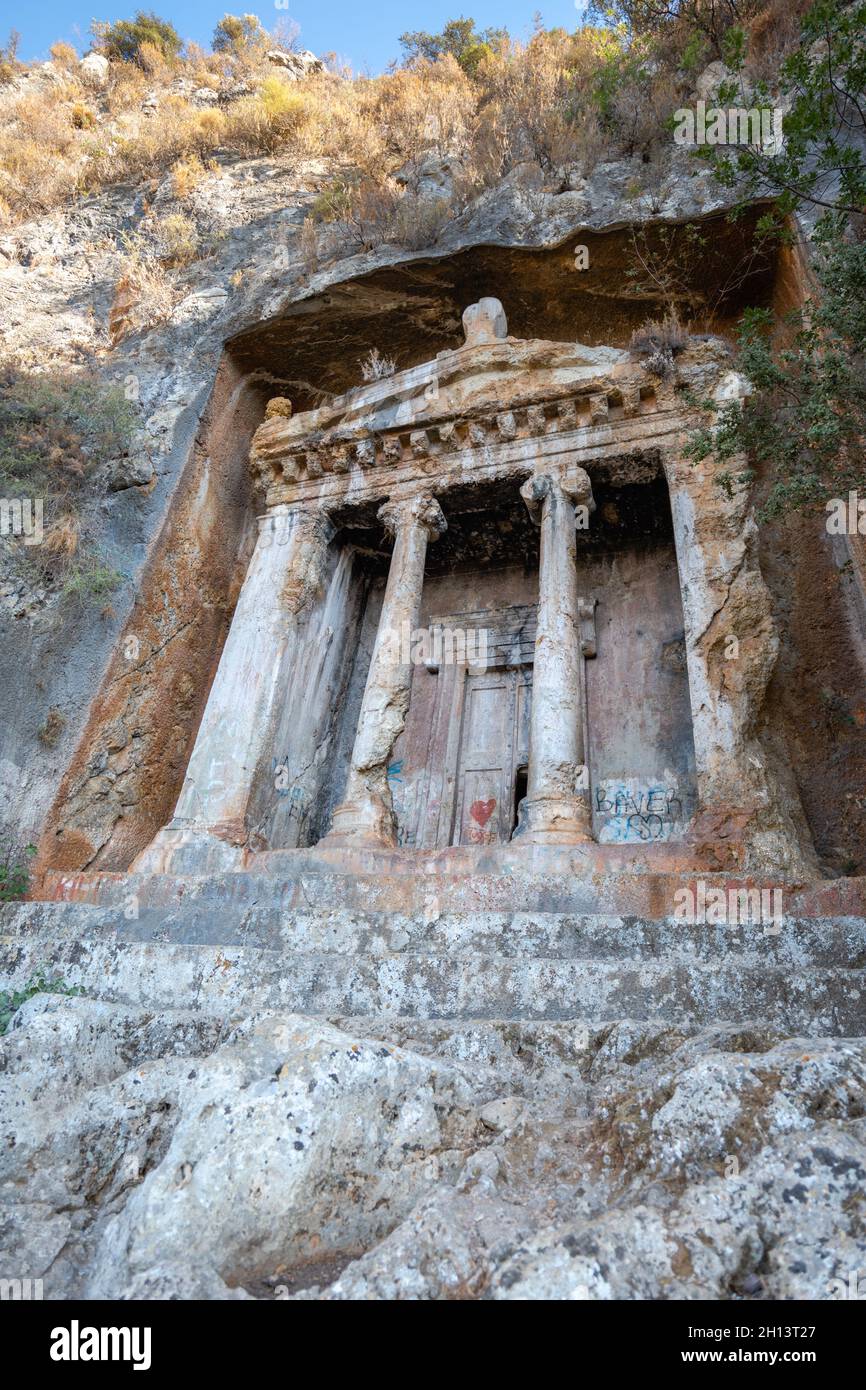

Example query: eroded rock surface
[3,992,864,1300]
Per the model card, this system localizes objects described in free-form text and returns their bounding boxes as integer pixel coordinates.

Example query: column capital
[258,502,335,552]
[520,463,593,521]
[379,493,447,541]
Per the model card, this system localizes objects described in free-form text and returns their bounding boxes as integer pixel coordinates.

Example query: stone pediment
[248,300,735,513]
[262,337,628,439]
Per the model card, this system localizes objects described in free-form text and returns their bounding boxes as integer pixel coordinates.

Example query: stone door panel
[394,606,535,849]
[454,672,518,846]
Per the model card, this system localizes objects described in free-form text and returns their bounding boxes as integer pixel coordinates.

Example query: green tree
[212,13,267,55]
[688,0,866,516]
[92,11,183,66]
[709,1,866,220]
[399,16,507,75]
[588,0,762,60]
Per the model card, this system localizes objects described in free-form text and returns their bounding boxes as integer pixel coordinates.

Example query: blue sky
[13,3,591,73]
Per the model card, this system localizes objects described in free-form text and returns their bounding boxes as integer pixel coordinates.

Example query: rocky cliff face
[2,142,862,876]
[2,42,866,1303]
[0,138,757,864]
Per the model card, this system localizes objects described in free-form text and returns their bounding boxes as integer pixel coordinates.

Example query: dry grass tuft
[629,311,690,377]
[170,152,208,198]
[42,513,81,560]
[49,42,79,68]
[359,348,396,381]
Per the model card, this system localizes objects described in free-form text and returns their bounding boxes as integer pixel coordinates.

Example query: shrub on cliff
[0,6,819,228]
[0,368,135,596]
[0,844,35,905]
[0,367,136,499]
[212,13,268,56]
[92,11,183,68]
[399,17,508,76]
[0,29,21,85]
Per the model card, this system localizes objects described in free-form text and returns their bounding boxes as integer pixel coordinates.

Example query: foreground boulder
[2,993,865,1299]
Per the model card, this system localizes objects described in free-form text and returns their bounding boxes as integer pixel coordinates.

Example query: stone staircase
[4,875,866,1303]
[3,887,865,1037]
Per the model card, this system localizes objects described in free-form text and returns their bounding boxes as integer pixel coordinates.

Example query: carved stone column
[324,493,446,848]
[133,503,334,873]
[515,462,595,845]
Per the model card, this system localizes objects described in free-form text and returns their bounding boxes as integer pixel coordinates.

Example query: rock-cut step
[1,901,864,1034]
[42,865,865,918]
[4,900,866,967]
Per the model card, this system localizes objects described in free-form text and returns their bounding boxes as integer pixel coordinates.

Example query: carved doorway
[452,667,532,846]
[393,605,536,849]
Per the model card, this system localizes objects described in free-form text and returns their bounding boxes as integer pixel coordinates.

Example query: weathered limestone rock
[79,53,109,86]
[664,426,816,874]
[5,891,866,1035]
[265,49,323,78]
[490,1036,866,1300]
[314,1188,537,1300]
[82,1013,485,1298]
[4,983,865,1301]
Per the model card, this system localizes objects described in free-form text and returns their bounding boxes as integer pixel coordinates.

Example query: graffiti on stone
[594,780,684,843]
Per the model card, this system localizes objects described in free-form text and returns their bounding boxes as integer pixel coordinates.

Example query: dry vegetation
[0,11,796,236]
[0,363,137,599]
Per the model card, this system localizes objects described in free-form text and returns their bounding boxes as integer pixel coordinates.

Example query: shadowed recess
[226,207,778,406]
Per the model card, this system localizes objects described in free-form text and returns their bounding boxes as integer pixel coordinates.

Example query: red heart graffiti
[470,798,496,826]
